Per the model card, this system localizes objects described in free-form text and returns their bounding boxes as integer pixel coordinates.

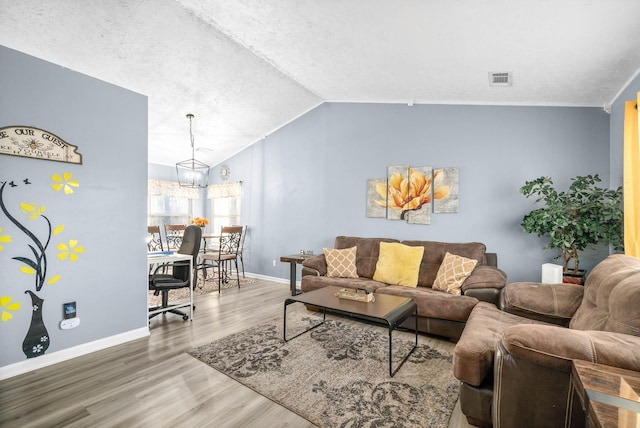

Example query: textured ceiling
[2,0,640,167]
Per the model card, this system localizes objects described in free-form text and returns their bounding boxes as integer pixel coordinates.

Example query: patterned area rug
[189,312,459,428]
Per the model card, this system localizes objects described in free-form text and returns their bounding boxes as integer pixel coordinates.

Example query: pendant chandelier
[176,113,210,188]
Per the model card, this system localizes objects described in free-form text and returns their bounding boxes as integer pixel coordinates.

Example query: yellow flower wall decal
[19,266,36,275]
[1,296,21,322]
[51,172,79,195]
[57,239,84,261]
[47,275,62,284]
[0,226,11,251]
[20,202,45,220]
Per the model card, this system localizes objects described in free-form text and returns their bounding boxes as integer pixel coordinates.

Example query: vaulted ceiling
[2,1,640,167]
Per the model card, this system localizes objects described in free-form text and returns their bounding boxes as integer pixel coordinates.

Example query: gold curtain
[623,92,640,256]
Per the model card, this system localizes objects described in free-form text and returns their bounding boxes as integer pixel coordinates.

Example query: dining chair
[200,226,243,293]
[148,225,202,320]
[147,226,164,252]
[164,224,186,251]
[234,225,247,278]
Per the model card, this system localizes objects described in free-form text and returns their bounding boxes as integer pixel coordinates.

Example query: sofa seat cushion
[300,275,387,294]
[502,282,583,324]
[375,285,478,322]
[453,302,552,386]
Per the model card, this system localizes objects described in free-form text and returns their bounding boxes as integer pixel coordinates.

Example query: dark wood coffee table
[283,285,417,377]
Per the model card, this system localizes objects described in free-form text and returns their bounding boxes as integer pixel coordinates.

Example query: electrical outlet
[60,318,80,329]
[272,259,276,267]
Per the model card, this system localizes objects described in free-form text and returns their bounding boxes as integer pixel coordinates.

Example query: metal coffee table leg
[283,299,326,341]
[388,305,418,377]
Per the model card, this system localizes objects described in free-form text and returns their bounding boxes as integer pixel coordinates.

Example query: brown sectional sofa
[453,254,640,427]
[301,236,507,340]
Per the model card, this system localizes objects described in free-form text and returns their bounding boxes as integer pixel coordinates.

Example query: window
[148,179,199,226]
[148,194,192,226]
[210,196,241,232]
[208,182,242,232]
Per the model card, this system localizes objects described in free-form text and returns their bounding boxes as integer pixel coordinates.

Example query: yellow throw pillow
[432,252,478,295]
[373,242,424,287]
[324,247,358,278]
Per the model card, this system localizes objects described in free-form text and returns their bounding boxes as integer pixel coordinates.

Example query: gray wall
[0,46,148,369]
[217,102,612,283]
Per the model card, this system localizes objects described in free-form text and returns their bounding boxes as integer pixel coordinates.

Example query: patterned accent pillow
[372,242,424,287]
[432,252,478,295]
[324,246,358,278]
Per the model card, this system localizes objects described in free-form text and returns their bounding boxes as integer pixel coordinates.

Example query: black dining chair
[148,225,201,320]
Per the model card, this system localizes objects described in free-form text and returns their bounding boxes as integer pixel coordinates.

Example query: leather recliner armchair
[453,254,640,427]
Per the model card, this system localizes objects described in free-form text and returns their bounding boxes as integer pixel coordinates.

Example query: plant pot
[563,270,586,285]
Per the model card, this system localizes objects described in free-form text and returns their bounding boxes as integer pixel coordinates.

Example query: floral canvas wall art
[366,178,387,218]
[373,166,435,224]
[433,167,459,213]
[368,164,458,224]
[383,165,409,220]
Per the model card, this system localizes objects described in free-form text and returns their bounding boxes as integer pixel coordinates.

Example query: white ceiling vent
[489,72,513,87]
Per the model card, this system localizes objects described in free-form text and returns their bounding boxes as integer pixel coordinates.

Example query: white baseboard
[1,274,292,381]
[245,272,291,285]
[0,327,149,381]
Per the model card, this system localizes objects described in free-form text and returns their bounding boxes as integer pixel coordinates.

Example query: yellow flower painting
[367,166,458,224]
[432,167,459,214]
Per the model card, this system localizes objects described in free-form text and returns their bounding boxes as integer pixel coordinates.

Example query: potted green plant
[520,174,623,283]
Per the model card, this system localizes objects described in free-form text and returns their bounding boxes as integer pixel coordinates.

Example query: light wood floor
[0,279,473,428]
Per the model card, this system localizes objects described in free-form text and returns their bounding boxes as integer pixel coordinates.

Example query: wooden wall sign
[0,126,83,164]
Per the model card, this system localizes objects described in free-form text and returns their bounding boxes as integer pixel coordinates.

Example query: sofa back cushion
[570,254,640,336]
[402,241,486,287]
[334,236,399,279]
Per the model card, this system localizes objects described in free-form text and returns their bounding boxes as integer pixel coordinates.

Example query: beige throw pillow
[324,247,358,278]
[432,252,478,295]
